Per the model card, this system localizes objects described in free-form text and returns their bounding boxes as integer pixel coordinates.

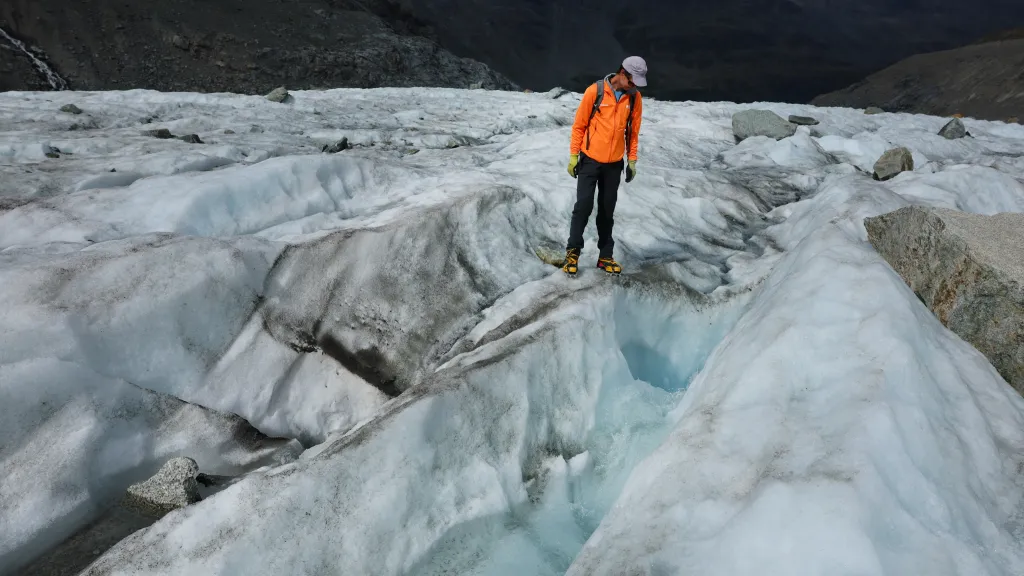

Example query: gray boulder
[788,115,819,126]
[865,206,1024,395]
[872,147,914,181]
[266,87,290,103]
[179,134,203,144]
[60,104,83,115]
[122,457,202,518]
[732,109,797,142]
[322,137,349,154]
[145,128,174,139]
[865,106,885,114]
[939,118,967,139]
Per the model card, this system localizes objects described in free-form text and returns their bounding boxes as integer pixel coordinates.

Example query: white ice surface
[1,87,1024,575]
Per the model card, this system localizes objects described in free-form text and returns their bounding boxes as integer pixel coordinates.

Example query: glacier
[1,86,1024,575]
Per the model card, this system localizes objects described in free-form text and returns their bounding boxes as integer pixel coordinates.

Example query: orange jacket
[570,78,643,164]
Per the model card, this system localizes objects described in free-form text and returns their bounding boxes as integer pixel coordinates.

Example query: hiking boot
[597,256,621,275]
[562,248,581,276]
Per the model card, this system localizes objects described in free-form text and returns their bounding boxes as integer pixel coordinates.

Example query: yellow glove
[625,159,637,182]
[567,154,579,178]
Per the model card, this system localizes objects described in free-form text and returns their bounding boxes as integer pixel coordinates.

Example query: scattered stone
[469,81,484,90]
[144,128,174,139]
[939,117,967,139]
[787,115,819,126]
[534,246,566,267]
[45,152,60,159]
[865,106,885,114]
[548,87,571,99]
[864,206,1024,395]
[68,122,91,131]
[1008,116,1020,124]
[60,104,83,115]
[179,134,203,144]
[872,147,914,181]
[171,35,190,50]
[224,129,235,134]
[731,109,797,142]
[523,88,534,94]
[265,86,290,103]
[321,137,349,153]
[122,457,201,518]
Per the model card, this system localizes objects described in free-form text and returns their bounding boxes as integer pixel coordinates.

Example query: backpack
[584,77,638,157]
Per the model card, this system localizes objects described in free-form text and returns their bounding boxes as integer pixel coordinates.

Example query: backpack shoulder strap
[625,91,638,158]
[584,79,606,151]
[589,80,604,121]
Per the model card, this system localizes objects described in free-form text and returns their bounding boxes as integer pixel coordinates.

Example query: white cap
[622,56,648,87]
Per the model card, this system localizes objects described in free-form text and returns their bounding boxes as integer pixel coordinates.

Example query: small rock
[534,246,566,267]
[732,109,797,142]
[938,117,967,139]
[872,147,914,181]
[865,106,885,115]
[179,134,203,144]
[60,104,83,115]
[1007,116,1019,124]
[171,35,190,50]
[145,128,174,139]
[469,81,484,90]
[45,152,60,159]
[266,87,290,103]
[122,457,201,518]
[224,129,235,134]
[523,89,534,94]
[249,125,264,133]
[322,137,349,154]
[788,115,819,126]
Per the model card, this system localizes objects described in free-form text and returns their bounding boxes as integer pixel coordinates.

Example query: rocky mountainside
[397,0,1024,104]
[811,37,1024,120]
[0,0,516,94]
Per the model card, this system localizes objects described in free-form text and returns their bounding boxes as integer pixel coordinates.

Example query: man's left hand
[625,160,637,183]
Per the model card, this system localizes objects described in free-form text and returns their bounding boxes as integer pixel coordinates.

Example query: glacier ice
[1,87,1024,575]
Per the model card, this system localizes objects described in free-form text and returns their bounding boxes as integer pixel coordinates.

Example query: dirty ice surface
[2,86,1024,576]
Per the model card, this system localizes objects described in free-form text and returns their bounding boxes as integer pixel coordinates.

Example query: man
[562,56,647,277]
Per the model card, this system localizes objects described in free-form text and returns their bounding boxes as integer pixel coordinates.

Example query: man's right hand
[567,154,579,178]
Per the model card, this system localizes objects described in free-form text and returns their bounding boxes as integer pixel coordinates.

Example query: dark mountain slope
[812,37,1024,120]
[396,0,1024,104]
[0,0,516,94]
